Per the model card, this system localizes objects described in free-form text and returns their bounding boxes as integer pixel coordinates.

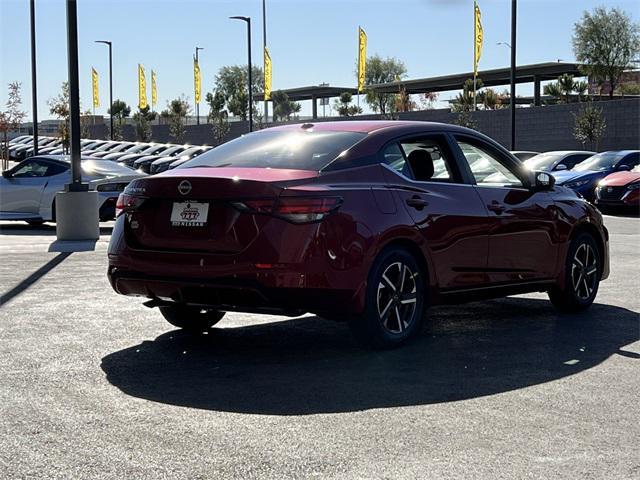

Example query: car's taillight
[115,193,144,217]
[231,196,342,223]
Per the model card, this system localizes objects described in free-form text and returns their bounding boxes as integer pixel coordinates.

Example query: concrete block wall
[87,98,639,152]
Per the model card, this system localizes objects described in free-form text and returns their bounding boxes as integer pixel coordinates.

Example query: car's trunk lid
[125,167,318,253]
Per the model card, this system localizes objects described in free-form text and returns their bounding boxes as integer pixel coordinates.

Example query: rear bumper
[107,215,371,315]
[108,268,357,316]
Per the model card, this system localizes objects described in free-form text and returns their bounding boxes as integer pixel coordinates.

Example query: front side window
[456,140,523,187]
[11,160,50,178]
[619,152,640,168]
[183,130,366,171]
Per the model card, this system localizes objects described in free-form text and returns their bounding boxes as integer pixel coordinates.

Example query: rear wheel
[548,232,601,313]
[159,305,225,333]
[349,247,425,349]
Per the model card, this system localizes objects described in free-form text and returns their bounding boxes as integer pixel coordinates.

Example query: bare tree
[0,82,27,169]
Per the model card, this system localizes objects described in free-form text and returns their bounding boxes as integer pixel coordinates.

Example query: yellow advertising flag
[138,64,148,110]
[151,70,157,107]
[357,27,367,93]
[264,47,272,101]
[194,59,201,104]
[91,67,100,108]
[474,1,484,76]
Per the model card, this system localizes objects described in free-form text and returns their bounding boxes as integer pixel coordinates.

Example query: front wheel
[548,232,601,313]
[159,305,225,333]
[349,247,426,349]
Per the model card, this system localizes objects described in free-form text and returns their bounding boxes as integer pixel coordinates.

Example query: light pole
[30,0,38,154]
[262,0,268,123]
[57,0,99,242]
[510,0,517,150]
[66,0,82,189]
[95,40,113,139]
[195,46,204,125]
[230,16,253,132]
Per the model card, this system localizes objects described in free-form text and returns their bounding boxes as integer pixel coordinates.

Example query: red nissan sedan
[595,164,640,210]
[108,121,610,348]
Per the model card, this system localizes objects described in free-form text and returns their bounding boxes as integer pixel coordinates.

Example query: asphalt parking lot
[0,214,638,479]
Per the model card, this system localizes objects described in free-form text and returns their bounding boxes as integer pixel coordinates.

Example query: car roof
[598,150,640,155]
[30,154,97,163]
[264,120,476,135]
[537,150,595,155]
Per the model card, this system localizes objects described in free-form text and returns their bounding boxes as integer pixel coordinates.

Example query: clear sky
[1,0,639,120]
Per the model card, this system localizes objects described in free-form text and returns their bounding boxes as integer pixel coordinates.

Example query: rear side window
[382,135,458,182]
[183,130,366,171]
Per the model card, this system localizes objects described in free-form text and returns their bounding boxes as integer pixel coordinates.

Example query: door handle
[406,195,429,210]
[487,202,506,215]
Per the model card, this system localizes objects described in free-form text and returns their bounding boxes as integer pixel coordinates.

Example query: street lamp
[262,0,268,123]
[30,0,38,155]
[56,0,99,242]
[230,15,253,132]
[496,41,511,49]
[195,46,204,125]
[95,40,113,140]
[509,0,517,150]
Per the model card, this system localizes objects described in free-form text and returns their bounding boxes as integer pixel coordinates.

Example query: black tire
[548,232,601,313]
[349,246,426,349]
[159,305,225,332]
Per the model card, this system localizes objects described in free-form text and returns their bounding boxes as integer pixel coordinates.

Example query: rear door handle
[406,195,429,210]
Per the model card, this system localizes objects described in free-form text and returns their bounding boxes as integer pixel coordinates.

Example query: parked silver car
[0,155,144,224]
[524,150,596,172]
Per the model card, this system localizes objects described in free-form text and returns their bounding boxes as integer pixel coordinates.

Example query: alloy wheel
[571,242,598,301]
[376,261,418,334]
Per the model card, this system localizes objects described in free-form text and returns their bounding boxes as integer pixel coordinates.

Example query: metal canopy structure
[368,62,583,107]
[255,85,357,102]
[257,62,583,119]
[255,85,358,119]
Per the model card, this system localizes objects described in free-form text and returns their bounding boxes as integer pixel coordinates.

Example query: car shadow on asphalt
[101,297,639,415]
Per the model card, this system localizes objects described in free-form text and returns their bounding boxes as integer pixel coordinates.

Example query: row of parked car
[4,135,212,174]
[512,149,640,209]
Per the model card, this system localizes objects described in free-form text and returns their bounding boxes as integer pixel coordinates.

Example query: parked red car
[108,121,609,348]
[595,164,640,209]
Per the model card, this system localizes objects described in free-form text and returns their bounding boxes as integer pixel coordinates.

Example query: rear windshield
[182,130,366,171]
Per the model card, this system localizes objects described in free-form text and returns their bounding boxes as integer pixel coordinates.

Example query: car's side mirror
[532,170,555,191]
[554,164,568,171]
[617,164,631,171]
[2,170,12,179]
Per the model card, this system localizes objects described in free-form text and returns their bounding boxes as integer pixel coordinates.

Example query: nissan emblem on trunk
[178,180,192,195]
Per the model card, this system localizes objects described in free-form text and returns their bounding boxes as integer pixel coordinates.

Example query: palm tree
[543,82,564,104]
[558,74,577,103]
[480,88,502,110]
[574,81,589,101]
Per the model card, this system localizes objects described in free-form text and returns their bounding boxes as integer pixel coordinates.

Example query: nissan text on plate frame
[107,121,610,349]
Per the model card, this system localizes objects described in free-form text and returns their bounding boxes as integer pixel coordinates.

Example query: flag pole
[473,1,477,112]
[357,26,361,111]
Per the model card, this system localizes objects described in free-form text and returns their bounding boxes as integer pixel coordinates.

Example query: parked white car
[0,155,144,224]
